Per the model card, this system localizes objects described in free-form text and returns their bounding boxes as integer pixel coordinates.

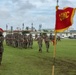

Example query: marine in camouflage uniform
[49,33,53,41]
[18,34,24,49]
[23,34,28,49]
[27,34,33,49]
[0,32,4,65]
[35,34,38,41]
[37,34,43,52]
[12,33,18,47]
[44,34,50,52]
[5,34,11,46]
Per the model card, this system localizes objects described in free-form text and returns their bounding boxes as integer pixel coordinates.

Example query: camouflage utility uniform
[0,32,4,65]
[37,35,43,52]
[44,35,50,52]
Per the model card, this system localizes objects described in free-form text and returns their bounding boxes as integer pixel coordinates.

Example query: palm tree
[26,26,29,30]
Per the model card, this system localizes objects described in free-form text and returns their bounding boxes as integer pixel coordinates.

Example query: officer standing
[0,28,4,65]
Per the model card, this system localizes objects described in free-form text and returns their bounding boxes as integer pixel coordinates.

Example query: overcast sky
[0,0,76,30]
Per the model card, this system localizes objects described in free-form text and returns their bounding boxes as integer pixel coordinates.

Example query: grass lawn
[0,39,76,75]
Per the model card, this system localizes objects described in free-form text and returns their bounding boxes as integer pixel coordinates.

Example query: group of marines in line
[5,33,60,52]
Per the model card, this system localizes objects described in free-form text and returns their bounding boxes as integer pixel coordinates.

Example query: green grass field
[0,39,76,75]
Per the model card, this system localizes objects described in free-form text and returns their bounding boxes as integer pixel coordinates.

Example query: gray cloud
[9,0,37,17]
[11,0,36,11]
[40,0,47,3]
[12,0,20,3]
[59,0,74,7]
[0,7,12,19]
[18,1,36,11]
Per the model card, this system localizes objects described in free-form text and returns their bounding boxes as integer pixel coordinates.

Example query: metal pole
[57,0,59,6]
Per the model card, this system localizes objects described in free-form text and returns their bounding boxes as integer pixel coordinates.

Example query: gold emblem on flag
[59,11,70,21]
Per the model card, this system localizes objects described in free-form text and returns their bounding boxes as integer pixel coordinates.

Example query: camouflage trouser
[15,41,18,47]
[28,42,33,48]
[18,41,23,48]
[0,53,2,61]
[38,43,42,52]
[45,42,49,52]
[0,51,3,64]
[23,42,28,48]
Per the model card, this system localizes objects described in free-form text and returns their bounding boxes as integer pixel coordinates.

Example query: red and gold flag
[55,7,75,32]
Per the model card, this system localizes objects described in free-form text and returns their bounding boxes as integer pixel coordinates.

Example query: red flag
[55,7,75,32]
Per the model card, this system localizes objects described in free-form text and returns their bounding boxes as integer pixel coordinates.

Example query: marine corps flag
[55,7,75,32]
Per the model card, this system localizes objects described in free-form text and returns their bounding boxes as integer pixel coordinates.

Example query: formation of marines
[5,32,61,53]
[5,33,33,49]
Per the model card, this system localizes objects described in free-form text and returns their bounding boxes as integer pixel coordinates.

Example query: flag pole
[57,0,58,6]
[52,0,59,75]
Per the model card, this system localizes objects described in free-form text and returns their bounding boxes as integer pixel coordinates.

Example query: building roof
[70,30,76,32]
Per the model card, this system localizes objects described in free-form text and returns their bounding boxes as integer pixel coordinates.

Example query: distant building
[3,28,76,38]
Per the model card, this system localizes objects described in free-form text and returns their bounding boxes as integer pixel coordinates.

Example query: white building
[3,28,76,39]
